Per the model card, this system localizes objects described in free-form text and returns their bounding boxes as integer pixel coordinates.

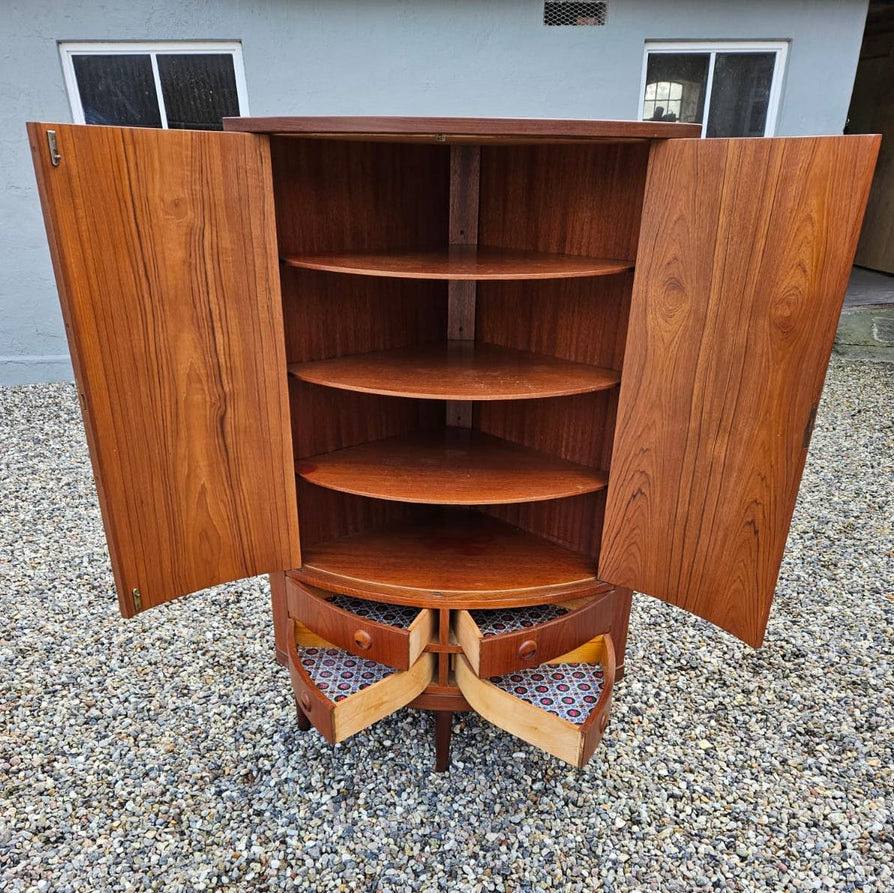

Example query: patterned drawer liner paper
[327,593,419,628]
[489,662,604,724]
[469,603,569,636]
[298,646,393,702]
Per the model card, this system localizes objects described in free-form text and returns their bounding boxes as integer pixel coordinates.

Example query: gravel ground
[1,357,892,892]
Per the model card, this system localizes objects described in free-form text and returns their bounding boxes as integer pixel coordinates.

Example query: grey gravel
[1,357,892,892]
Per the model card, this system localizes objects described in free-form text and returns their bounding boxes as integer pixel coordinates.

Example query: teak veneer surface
[282,247,633,280]
[225,115,702,141]
[270,139,447,257]
[296,428,609,504]
[599,135,881,648]
[291,511,602,607]
[281,268,447,366]
[27,123,301,615]
[289,342,620,400]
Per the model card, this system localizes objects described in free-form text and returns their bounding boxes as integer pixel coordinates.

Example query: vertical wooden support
[447,145,480,428]
[607,587,633,679]
[270,571,290,666]
[295,698,312,731]
[434,710,453,771]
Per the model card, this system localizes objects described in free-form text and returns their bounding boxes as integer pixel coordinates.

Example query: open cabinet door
[599,135,879,648]
[28,123,301,616]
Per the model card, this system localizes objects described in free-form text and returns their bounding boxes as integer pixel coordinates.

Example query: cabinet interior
[269,135,651,597]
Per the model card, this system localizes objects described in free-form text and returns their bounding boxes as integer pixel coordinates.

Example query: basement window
[59,41,248,130]
[640,41,788,137]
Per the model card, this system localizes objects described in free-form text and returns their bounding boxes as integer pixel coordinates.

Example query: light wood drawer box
[287,578,435,670]
[452,591,612,677]
[455,634,615,768]
[288,620,434,744]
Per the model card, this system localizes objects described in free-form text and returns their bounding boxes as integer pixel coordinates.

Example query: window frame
[639,40,789,137]
[59,40,250,128]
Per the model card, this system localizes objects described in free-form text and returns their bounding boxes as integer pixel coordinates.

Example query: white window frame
[639,40,789,137]
[59,40,249,127]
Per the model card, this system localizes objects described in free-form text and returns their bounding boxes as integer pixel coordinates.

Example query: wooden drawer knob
[518,639,537,661]
[353,629,373,650]
[300,692,312,712]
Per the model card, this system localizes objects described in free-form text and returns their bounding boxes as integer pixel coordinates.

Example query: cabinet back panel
[290,379,442,458]
[477,391,615,470]
[483,492,605,559]
[476,389,616,558]
[476,274,632,372]
[296,480,413,548]
[478,143,649,259]
[271,138,449,255]
[281,267,446,364]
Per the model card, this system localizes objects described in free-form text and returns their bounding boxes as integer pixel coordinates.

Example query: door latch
[46,130,61,167]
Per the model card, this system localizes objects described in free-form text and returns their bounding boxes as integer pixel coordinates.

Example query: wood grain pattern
[473,143,647,560]
[297,428,609,505]
[454,634,615,768]
[286,578,434,670]
[224,115,701,141]
[447,145,480,428]
[291,510,603,607]
[27,123,301,616]
[282,247,633,279]
[478,391,616,468]
[478,143,650,260]
[289,342,619,400]
[599,135,881,648]
[287,620,434,744]
[484,492,606,561]
[270,571,290,667]
[280,267,446,366]
[294,480,412,550]
[289,378,443,461]
[454,587,616,677]
[476,274,634,373]
[270,137,448,256]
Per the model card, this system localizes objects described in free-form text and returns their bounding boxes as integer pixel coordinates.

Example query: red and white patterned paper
[328,594,418,628]
[489,662,604,724]
[298,646,393,702]
[469,604,569,637]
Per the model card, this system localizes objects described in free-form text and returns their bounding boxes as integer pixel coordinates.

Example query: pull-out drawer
[287,578,435,670]
[288,621,434,744]
[453,590,613,677]
[455,635,615,768]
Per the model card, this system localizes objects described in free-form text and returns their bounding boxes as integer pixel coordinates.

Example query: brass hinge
[46,130,61,167]
[132,588,143,613]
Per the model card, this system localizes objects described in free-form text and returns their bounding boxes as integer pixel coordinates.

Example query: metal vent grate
[544,1,607,26]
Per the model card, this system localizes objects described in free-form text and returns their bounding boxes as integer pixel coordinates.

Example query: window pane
[706,53,775,138]
[643,53,709,123]
[157,54,240,131]
[72,54,162,127]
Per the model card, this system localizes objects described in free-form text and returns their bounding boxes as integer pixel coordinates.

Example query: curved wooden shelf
[289,342,620,400]
[290,511,611,608]
[297,428,608,504]
[281,246,633,280]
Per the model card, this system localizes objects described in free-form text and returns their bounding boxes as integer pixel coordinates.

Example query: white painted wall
[1,0,869,383]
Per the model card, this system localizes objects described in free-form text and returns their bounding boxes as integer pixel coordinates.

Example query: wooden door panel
[599,135,879,647]
[28,123,301,615]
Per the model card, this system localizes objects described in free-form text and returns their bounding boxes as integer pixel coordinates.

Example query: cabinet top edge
[221,115,702,141]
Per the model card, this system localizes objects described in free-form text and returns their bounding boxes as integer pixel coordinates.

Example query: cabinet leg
[294,698,312,732]
[434,711,452,772]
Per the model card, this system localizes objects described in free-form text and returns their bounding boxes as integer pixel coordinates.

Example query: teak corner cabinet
[28,117,879,770]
